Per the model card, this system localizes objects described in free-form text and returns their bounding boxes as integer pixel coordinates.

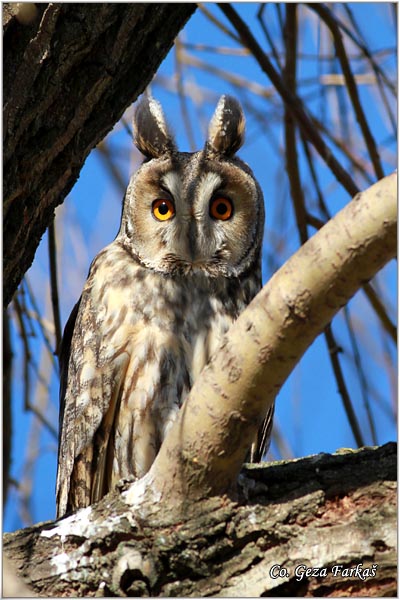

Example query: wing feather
[56,253,130,518]
[248,403,275,463]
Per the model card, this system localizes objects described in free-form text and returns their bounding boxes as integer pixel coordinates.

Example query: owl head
[118,95,264,278]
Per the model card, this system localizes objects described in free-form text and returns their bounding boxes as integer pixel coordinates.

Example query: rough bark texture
[3,2,196,307]
[3,443,396,597]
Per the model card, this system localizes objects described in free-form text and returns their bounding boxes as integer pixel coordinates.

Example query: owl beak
[187,218,198,262]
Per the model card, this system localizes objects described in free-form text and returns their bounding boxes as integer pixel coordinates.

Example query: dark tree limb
[2,309,13,507]
[3,2,196,307]
[3,444,396,597]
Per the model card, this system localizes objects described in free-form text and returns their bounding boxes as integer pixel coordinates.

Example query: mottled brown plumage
[56,95,273,517]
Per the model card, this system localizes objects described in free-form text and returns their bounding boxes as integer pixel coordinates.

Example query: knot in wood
[113,547,157,595]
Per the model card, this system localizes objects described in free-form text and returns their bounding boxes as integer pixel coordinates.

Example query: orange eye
[210,197,233,221]
[152,199,175,221]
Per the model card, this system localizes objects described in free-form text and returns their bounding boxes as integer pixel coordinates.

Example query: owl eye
[210,197,233,221]
[152,199,175,221]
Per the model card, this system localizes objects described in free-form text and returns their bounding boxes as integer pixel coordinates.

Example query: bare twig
[332,5,396,95]
[218,3,360,197]
[362,282,397,344]
[309,113,375,185]
[120,116,133,138]
[181,52,274,99]
[13,296,31,413]
[182,42,249,56]
[300,137,331,221]
[283,5,308,245]
[309,4,385,181]
[96,140,128,196]
[26,404,58,440]
[175,38,197,151]
[306,213,326,231]
[380,335,397,419]
[12,292,58,440]
[343,305,378,445]
[282,6,365,447]
[198,4,240,43]
[257,4,283,70]
[270,422,294,460]
[48,219,62,357]
[324,325,365,447]
[24,278,58,372]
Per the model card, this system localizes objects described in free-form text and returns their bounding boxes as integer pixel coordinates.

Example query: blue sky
[4,3,397,532]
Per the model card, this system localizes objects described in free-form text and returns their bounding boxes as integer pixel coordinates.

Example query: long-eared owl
[56,95,274,517]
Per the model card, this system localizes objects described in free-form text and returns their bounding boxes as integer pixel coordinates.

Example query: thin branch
[25,403,58,440]
[181,52,274,99]
[283,5,308,245]
[198,4,240,43]
[324,325,365,447]
[120,116,133,138]
[300,136,331,221]
[13,296,31,413]
[256,4,283,70]
[335,4,396,95]
[380,333,397,419]
[275,4,285,41]
[175,38,197,151]
[343,305,378,445]
[24,278,58,372]
[309,112,375,186]
[306,213,326,231]
[96,140,128,196]
[218,3,360,198]
[362,282,397,344]
[282,6,364,447]
[182,42,249,56]
[284,4,362,446]
[270,421,294,460]
[309,4,385,181]
[48,219,62,357]
[184,40,395,64]
[12,293,58,441]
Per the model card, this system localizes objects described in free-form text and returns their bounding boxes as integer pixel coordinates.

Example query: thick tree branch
[3,175,396,597]
[3,3,196,307]
[139,172,396,507]
[3,444,396,597]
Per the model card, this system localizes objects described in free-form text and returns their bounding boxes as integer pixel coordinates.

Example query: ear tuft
[133,96,177,158]
[206,95,245,157]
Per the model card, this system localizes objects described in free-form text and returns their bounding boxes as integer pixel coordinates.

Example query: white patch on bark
[49,551,78,575]
[122,469,161,513]
[40,506,93,539]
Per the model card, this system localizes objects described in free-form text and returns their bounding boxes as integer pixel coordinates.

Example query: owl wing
[58,297,81,442]
[248,403,275,463]
[56,260,128,518]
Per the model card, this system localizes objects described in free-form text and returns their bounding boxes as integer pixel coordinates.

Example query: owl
[56,95,274,518]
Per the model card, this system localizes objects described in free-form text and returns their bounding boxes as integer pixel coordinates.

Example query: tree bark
[3,443,396,597]
[2,309,12,507]
[3,2,196,307]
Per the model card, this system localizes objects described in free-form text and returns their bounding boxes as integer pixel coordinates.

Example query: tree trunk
[3,443,396,597]
[3,2,196,307]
